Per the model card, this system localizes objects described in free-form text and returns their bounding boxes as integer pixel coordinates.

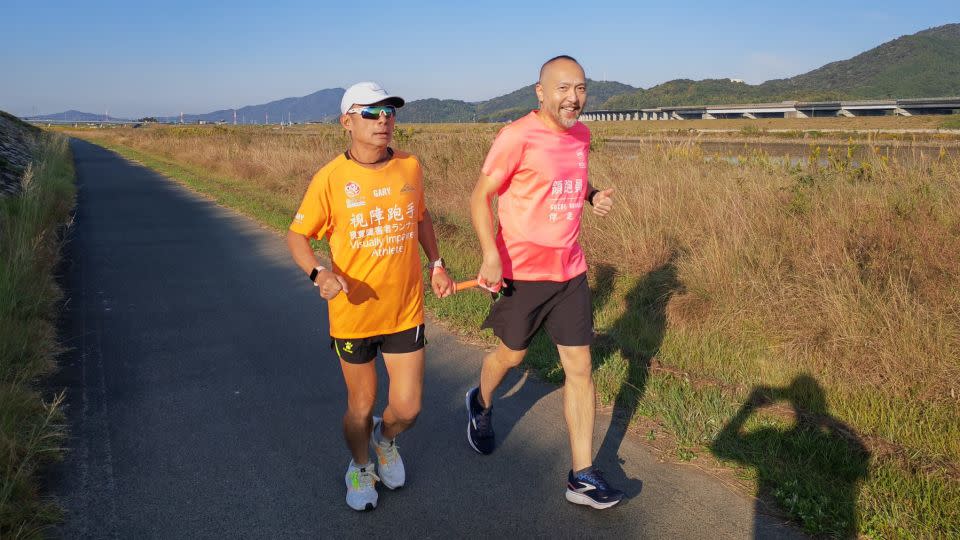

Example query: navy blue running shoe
[565,468,624,509]
[465,387,495,455]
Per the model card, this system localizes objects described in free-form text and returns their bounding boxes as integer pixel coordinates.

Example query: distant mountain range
[157,87,344,124]
[28,110,129,122]
[27,23,960,124]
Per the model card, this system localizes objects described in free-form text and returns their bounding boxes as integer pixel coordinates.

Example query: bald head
[539,55,583,83]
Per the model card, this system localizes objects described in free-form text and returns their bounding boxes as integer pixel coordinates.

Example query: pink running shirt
[481,111,590,281]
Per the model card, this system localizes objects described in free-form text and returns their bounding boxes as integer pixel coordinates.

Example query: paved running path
[50,139,806,538]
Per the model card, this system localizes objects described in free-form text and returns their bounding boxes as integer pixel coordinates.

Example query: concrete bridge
[580,97,960,121]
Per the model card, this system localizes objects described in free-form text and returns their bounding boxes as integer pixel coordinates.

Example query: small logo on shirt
[400,183,416,193]
[294,212,305,224]
[344,181,366,208]
[373,187,391,198]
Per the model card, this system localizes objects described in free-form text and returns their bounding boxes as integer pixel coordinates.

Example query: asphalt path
[49,139,807,539]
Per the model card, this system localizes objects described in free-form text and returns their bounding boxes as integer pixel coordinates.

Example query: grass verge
[0,131,75,536]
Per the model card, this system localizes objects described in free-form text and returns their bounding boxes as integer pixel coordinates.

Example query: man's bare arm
[285,230,348,299]
[470,173,505,290]
[417,210,454,298]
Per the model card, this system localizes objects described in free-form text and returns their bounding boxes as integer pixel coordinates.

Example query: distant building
[729,78,745,84]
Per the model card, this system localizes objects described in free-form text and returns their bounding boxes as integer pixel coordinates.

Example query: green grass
[0,132,75,537]
[941,114,960,130]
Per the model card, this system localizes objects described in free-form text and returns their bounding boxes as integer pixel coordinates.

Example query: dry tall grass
[68,123,959,535]
[1,131,74,536]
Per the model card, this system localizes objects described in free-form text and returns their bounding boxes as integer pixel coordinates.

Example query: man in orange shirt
[287,81,454,511]
[466,56,623,509]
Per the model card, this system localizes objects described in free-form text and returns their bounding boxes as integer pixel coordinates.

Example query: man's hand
[316,269,349,300]
[431,267,455,298]
[591,188,615,217]
[477,252,503,293]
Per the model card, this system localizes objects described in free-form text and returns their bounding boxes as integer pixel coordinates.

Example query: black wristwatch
[587,188,600,206]
[309,266,325,286]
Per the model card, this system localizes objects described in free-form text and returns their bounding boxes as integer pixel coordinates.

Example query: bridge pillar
[838,109,855,117]
[702,112,715,119]
[743,112,757,119]
[894,107,912,116]
[661,112,669,120]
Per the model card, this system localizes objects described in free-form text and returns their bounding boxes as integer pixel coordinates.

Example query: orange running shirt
[290,151,425,339]
[481,111,589,281]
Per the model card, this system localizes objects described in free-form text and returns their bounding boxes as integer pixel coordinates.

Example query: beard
[555,104,580,128]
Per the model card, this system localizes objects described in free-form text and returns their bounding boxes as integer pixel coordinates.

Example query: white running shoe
[371,416,405,489]
[344,460,379,511]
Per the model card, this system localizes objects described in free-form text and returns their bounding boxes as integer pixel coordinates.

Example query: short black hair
[539,55,581,82]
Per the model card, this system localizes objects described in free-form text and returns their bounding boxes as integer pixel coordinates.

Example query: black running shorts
[330,324,426,364]
[481,273,593,351]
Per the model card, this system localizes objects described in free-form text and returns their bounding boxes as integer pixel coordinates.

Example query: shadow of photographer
[711,375,870,538]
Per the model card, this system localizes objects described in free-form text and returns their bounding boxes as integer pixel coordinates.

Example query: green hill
[766,23,960,98]
[605,23,960,109]
[399,80,639,123]
[397,98,477,123]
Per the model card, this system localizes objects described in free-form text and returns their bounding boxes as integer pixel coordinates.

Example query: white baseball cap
[340,81,405,114]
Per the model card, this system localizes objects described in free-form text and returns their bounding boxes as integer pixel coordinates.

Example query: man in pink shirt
[465,55,622,509]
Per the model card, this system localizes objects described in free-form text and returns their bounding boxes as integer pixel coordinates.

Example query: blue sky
[1,0,956,118]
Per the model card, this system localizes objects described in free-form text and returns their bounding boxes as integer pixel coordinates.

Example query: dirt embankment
[0,111,42,197]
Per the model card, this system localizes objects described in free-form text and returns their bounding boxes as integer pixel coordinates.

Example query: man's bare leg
[339,359,377,464]
[381,349,424,439]
[479,342,527,407]
[557,344,595,471]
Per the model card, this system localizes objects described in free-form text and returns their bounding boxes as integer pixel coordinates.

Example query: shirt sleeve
[480,124,524,188]
[289,171,333,239]
[415,158,426,221]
